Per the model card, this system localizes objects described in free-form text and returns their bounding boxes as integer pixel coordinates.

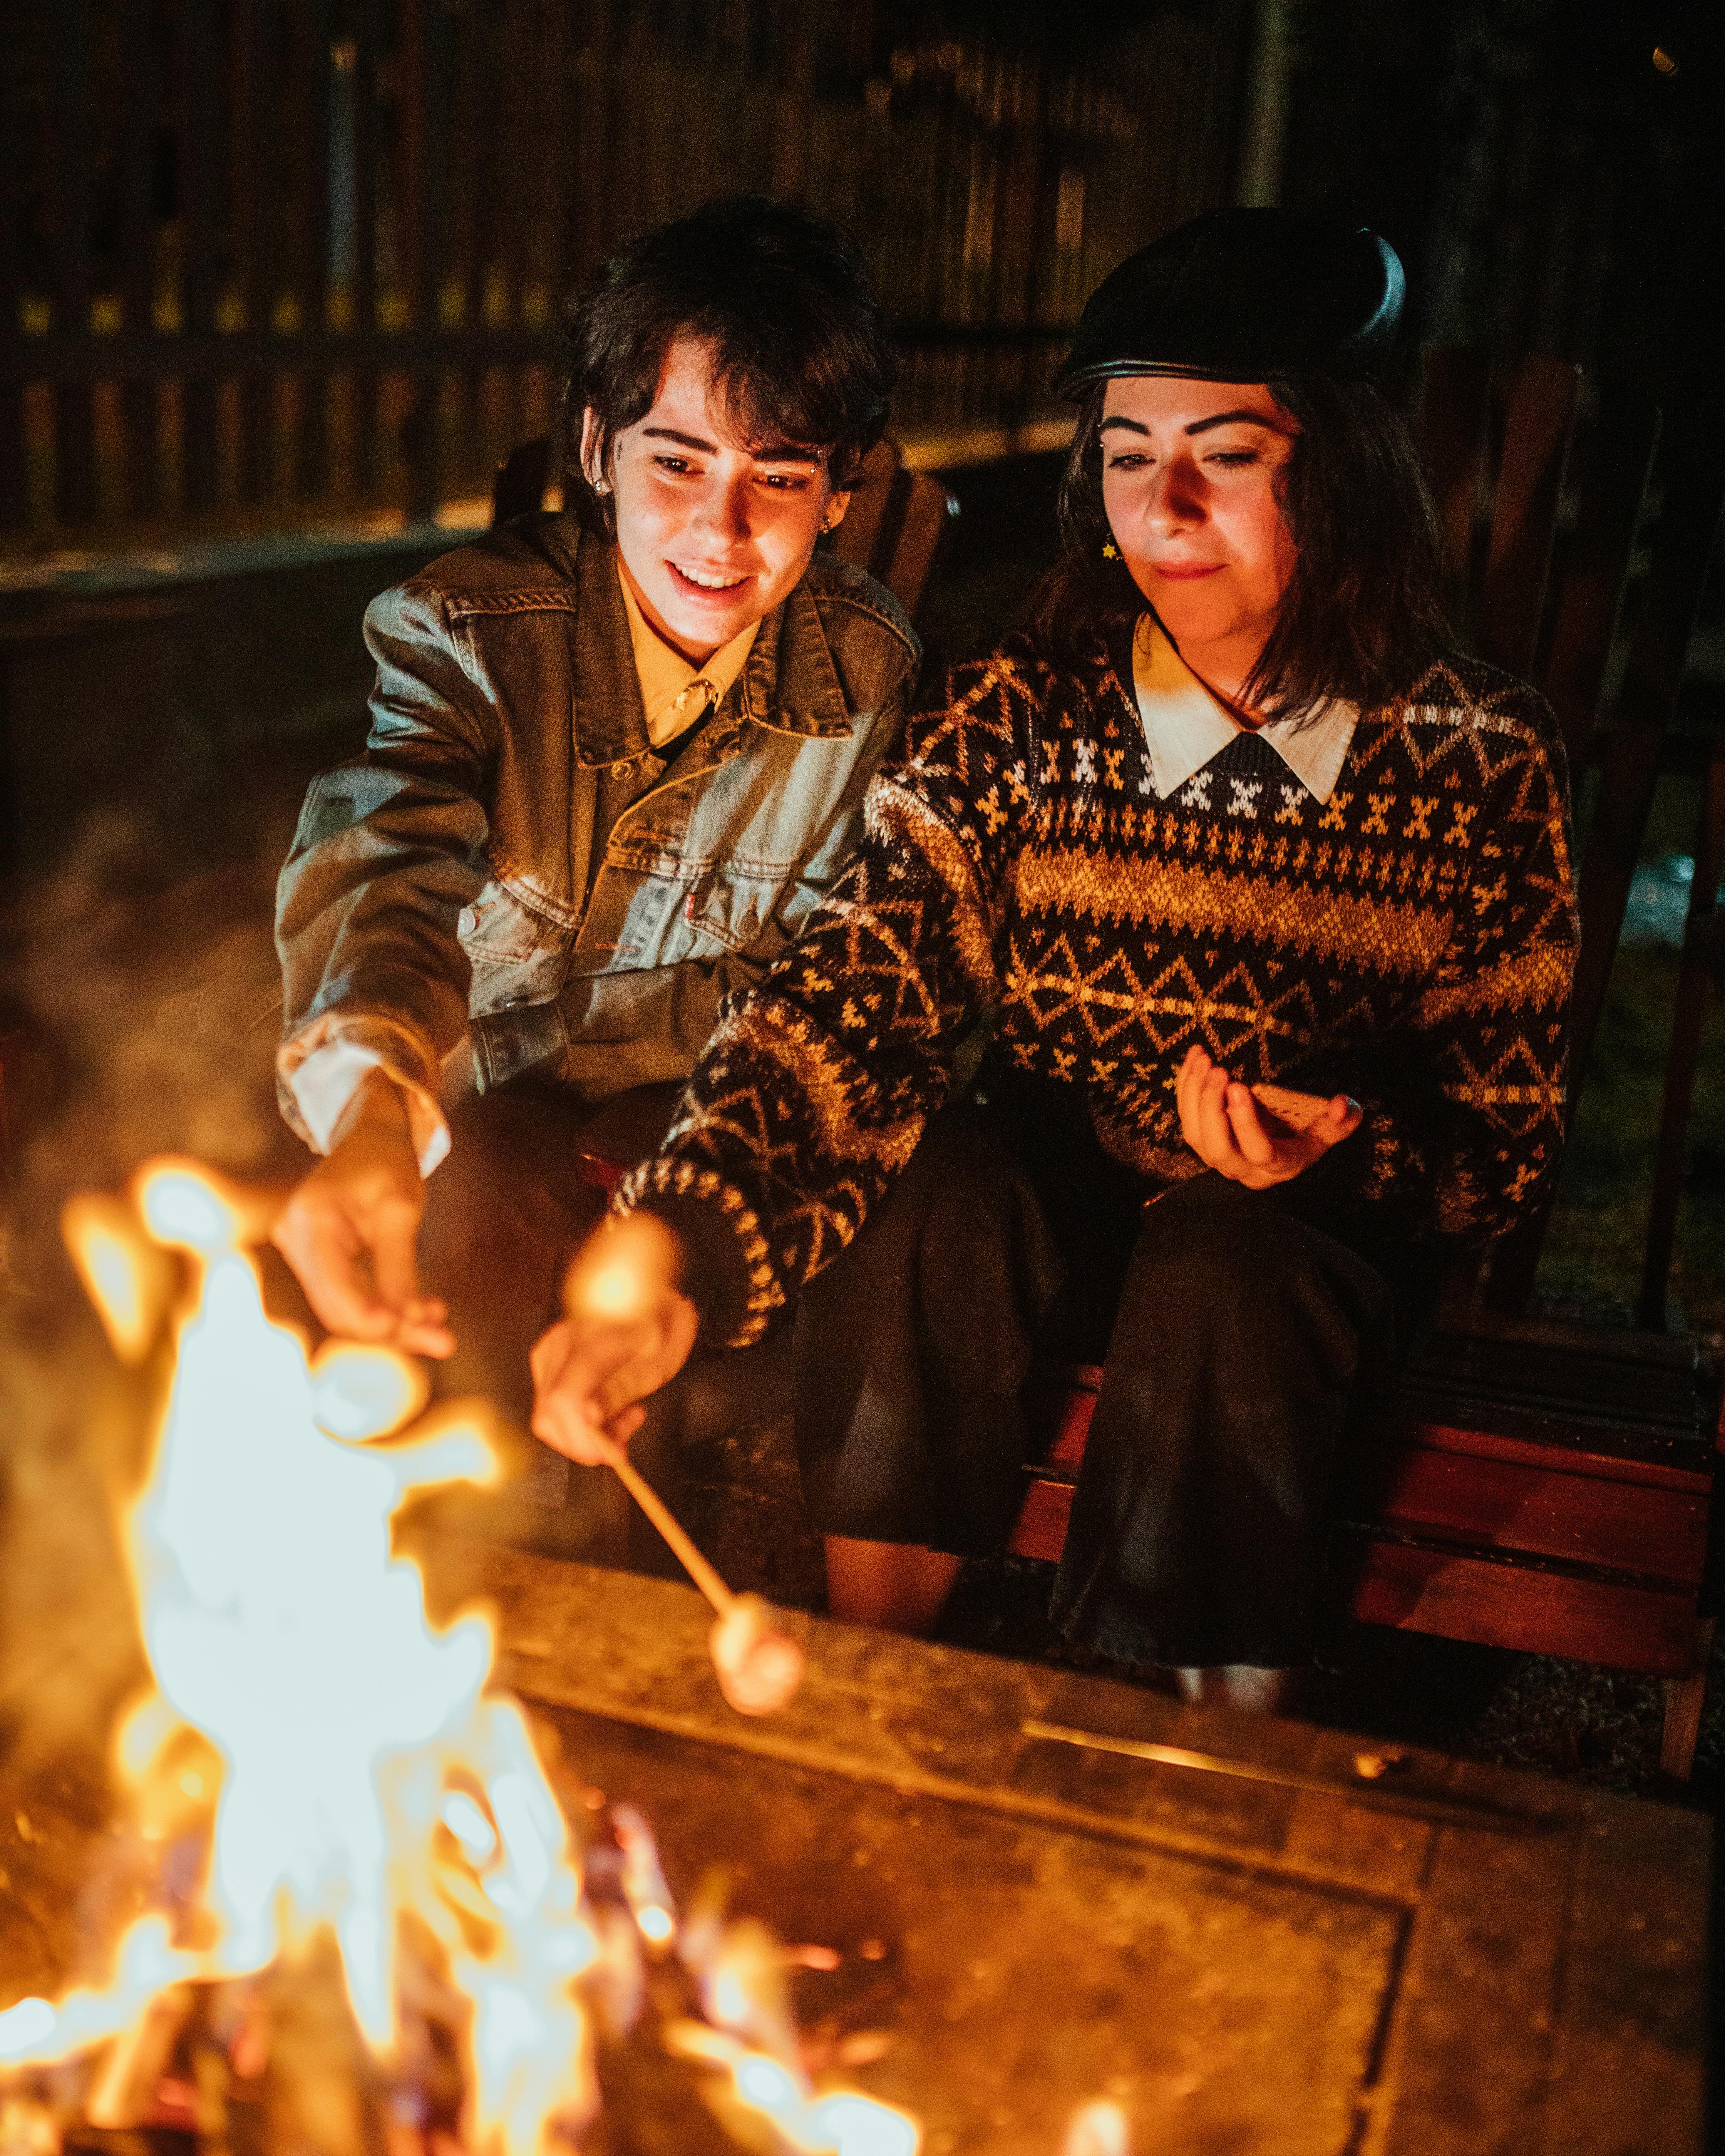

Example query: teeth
[675,563,747,591]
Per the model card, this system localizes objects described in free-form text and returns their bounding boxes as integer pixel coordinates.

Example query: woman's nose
[1147,457,1206,532]
[693,474,752,547]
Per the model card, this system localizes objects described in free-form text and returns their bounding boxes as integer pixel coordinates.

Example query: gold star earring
[1102,540,1120,559]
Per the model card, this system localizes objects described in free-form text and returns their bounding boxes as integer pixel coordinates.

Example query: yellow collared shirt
[619,567,761,749]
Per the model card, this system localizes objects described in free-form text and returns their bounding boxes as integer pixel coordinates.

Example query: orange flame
[4,1162,921,2156]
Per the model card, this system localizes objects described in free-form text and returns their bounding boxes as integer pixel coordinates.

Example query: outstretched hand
[529,1213,699,1463]
[270,1070,455,1356]
[1176,1045,1362,1190]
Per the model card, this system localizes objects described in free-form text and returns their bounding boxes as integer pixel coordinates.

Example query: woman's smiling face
[1099,375,1300,688]
[588,335,849,665]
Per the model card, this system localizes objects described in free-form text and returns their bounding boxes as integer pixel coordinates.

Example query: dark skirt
[792,1077,1444,1668]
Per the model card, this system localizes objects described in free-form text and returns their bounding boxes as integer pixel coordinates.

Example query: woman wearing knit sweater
[528,210,1578,1708]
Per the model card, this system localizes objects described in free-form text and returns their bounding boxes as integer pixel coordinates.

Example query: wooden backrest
[824,438,960,630]
[1416,349,1589,683]
[490,434,959,632]
[491,438,554,527]
[1417,353,1725,1320]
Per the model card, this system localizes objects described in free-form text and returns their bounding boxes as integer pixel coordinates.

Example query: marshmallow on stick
[586,1430,806,1716]
[563,1213,806,1715]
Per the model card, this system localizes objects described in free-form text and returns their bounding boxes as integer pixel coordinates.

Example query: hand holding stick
[534,1215,806,1717]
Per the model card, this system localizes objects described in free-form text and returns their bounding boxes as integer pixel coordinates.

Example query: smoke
[1,805,305,1777]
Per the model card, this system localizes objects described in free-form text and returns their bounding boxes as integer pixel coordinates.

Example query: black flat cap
[1053,208,1404,395]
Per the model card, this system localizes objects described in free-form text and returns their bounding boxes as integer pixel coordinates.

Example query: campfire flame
[0,1161,921,2156]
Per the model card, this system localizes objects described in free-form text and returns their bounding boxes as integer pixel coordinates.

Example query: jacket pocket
[459,879,572,1012]
[683,865,787,955]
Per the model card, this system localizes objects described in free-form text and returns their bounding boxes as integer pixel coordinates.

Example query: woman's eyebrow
[1185,408,1287,435]
[640,425,822,465]
[640,426,717,452]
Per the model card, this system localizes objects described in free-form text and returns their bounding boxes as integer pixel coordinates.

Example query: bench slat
[1335,1444,1709,1580]
[1336,1535,1702,1674]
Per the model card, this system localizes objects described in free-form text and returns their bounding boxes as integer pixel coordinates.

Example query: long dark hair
[1030,373,1452,720]
[561,196,896,537]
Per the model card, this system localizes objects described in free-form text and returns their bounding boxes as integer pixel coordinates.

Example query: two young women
[528,209,1579,1700]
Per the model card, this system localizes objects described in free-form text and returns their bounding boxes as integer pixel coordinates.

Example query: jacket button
[611,760,631,778]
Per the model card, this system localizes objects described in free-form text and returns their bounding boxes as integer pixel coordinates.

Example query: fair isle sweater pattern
[618,634,1579,1348]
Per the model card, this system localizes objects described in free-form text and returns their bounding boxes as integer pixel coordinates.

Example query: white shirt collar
[618,564,761,749]
[1130,614,1357,804]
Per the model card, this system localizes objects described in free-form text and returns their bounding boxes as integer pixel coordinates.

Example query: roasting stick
[585,1428,735,1615]
[584,1426,806,1717]
[562,1214,805,1716]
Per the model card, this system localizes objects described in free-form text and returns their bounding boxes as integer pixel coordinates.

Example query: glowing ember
[1060,2099,1131,2156]
[0,1160,918,2156]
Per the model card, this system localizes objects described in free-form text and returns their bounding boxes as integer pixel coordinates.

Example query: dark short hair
[1031,373,1452,719]
[561,196,895,534]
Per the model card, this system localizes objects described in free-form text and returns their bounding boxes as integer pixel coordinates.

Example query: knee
[1127,1178,1368,1374]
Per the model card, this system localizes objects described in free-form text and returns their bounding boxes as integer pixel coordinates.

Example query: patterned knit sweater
[620,630,1578,1348]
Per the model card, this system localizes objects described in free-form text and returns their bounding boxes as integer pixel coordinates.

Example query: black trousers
[794,1090,1443,1669]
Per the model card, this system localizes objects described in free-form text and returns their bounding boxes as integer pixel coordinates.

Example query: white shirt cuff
[287,1038,452,1176]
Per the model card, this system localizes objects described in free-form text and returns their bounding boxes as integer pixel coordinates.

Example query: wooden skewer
[588,1431,736,1616]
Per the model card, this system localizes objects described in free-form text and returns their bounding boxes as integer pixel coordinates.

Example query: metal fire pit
[0,1540,1706,2156]
[434,1542,1706,2156]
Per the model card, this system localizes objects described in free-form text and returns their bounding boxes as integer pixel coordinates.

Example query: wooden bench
[1011,1329,1720,1778]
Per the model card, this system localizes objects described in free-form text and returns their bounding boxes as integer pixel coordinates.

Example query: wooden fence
[0,0,1251,546]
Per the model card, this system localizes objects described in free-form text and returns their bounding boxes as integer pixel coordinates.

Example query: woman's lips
[669,559,752,595]
[1151,561,1223,581]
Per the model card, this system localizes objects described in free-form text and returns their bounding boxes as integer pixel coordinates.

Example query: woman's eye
[652,454,694,474]
[1206,449,1260,467]
[758,472,812,492]
[1106,451,1150,471]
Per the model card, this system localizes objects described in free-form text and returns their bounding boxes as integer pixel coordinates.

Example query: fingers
[1179,1046,1365,1189]
[1193,1060,1243,1172]
[369,1196,425,1316]
[273,1201,399,1343]
[528,1319,633,1465]
[528,1295,700,1466]
[1175,1045,1212,1151]
[1222,1082,1278,1168]
[270,1114,442,1353]
[390,1302,456,1359]
[1314,1094,1365,1149]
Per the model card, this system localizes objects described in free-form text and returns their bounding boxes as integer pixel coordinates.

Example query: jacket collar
[571,527,852,770]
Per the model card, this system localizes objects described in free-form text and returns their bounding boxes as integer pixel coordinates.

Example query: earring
[1102,540,1119,559]
[819,516,833,534]
[591,477,611,497]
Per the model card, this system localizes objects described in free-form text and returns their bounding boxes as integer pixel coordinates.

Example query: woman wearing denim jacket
[270,199,917,1538]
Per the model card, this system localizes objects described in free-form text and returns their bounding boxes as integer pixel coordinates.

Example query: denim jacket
[275,514,917,1151]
